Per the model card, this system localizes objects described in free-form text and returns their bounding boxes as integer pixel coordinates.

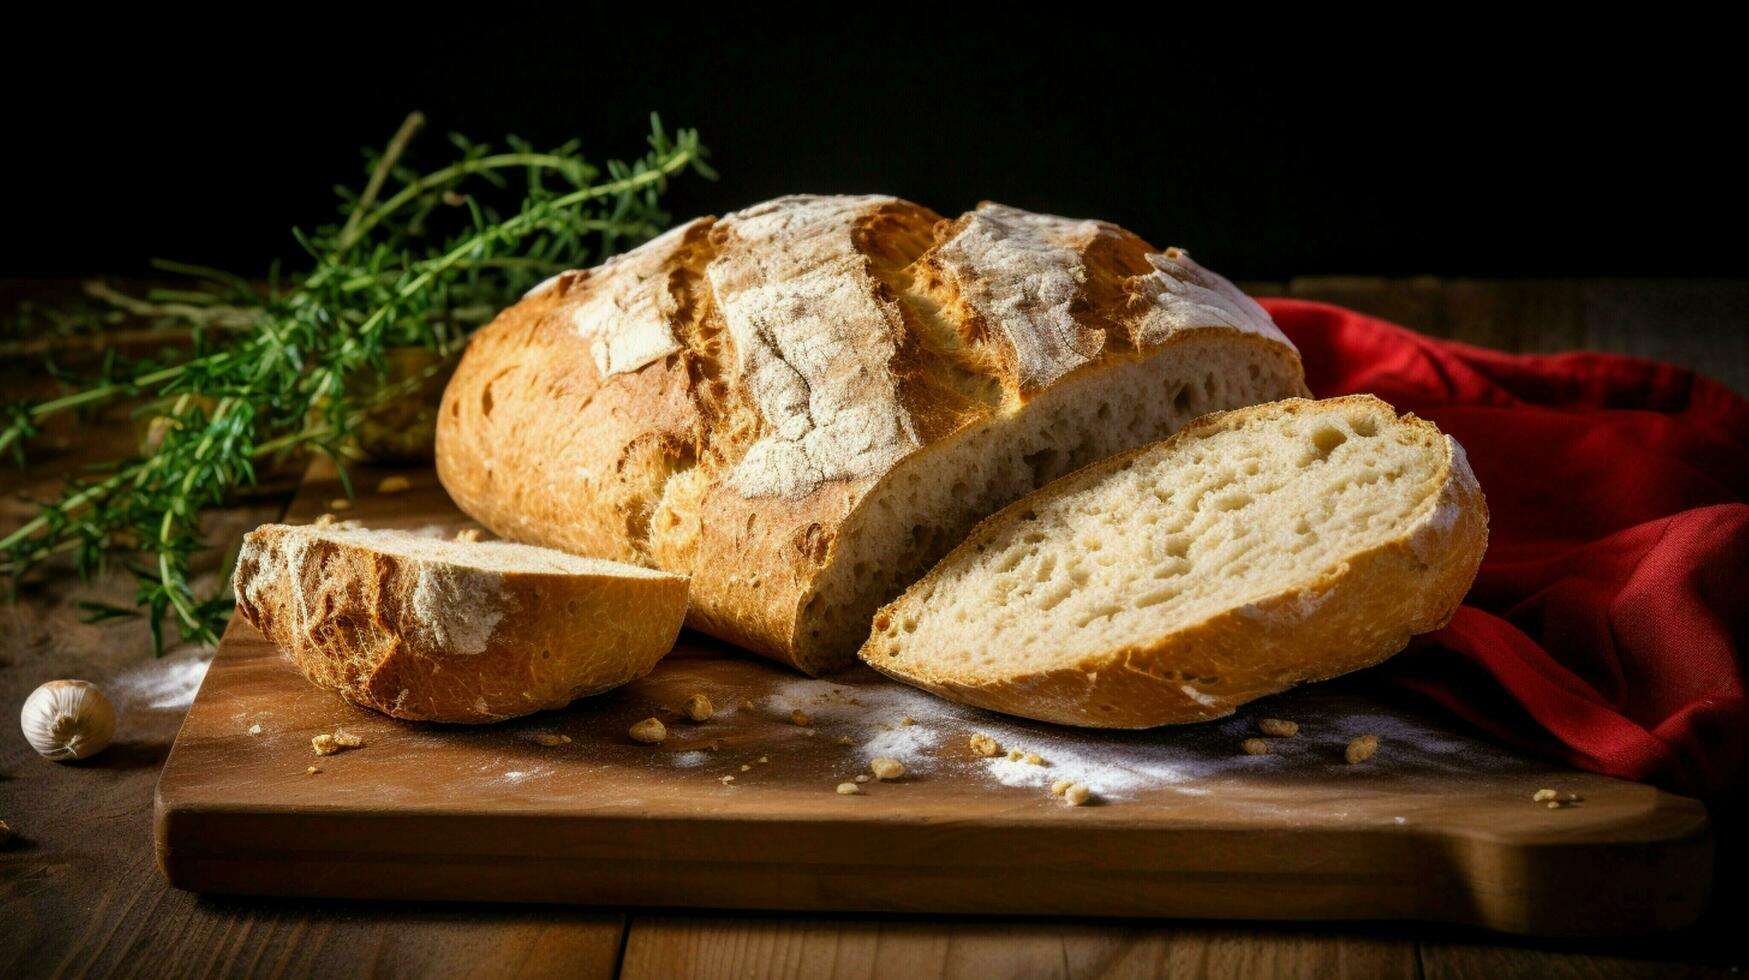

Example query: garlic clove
[21,679,116,762]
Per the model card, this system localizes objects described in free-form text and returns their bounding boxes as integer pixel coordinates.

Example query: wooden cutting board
[154,461,1714,937]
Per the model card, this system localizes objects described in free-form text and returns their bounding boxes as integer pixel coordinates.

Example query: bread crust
[436,195,1307,674]
[858,396,1490,728]
[233,525,689,723]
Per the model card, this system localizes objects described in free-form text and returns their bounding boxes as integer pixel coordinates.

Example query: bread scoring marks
[565,218,710,377]
[710,195,920,499]
[522,270,569,300]
[409,562,508,655]
[1127,248,1296,351]
[931,203,1108,392]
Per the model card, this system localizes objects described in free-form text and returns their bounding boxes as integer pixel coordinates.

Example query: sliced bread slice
[858,396,1487,728]
[234,523,688,723]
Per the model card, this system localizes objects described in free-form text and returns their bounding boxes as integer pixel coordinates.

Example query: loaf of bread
[233,523,688,723]
[860,396,1488,727]
[437,195,1309,675]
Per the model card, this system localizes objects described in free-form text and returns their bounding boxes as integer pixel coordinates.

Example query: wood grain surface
[3,277,1743,977]
[617,916,1425,980]
[154,460,1711,936]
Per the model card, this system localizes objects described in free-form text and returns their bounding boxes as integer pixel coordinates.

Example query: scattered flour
[474,760,552,783]
[983,733,1202,797]
[768,673,1525,802]
[764,678,941,767]
[670,751,713,768]
[110,649,213,711]
[766,676,1201,797]
[860,723,940,765]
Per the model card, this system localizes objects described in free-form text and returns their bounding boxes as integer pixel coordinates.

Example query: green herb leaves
[2,113,712,653]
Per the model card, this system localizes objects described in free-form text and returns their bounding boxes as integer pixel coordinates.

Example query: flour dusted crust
[437,195,1310,674]
[708,196,923,499]
[555,218,710,377]
[233,524,688,723]
[927,204,1107,393]
[921,205,1291,395]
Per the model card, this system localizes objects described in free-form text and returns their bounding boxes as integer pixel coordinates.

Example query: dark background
[4,11,1743,281]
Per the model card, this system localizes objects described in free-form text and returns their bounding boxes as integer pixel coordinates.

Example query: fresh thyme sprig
[2,112,713,652]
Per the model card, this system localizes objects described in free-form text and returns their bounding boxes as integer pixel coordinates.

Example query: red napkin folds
[1258,298,1748,799]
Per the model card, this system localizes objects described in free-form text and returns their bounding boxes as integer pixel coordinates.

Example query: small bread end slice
[234,524,688,723]
[858,396,1488,728]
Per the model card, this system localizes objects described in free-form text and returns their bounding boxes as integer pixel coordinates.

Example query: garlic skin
[21,680,116,761]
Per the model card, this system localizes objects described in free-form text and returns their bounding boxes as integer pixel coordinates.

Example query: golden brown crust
[436,195,1308,673]
[233,525,689,724]
[777,327,1309,672]
[858,396,1490,728]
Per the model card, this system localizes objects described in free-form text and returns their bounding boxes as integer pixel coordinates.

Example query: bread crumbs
[1534,788,1582,808]
[683,693,714,722]
[533,733,572,747]
[312,730,363,756]
[969,733,1000,757]
[1345,734,1380,764]
[376,475,412,494]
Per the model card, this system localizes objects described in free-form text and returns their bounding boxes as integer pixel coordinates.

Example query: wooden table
[3,277,1743,978]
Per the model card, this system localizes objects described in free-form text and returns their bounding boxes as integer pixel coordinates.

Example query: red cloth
[1258,299,1749,799]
